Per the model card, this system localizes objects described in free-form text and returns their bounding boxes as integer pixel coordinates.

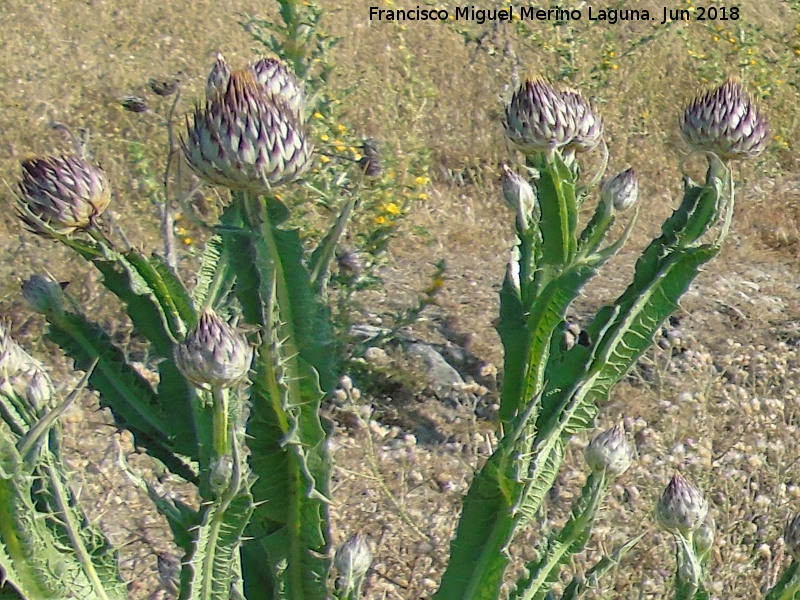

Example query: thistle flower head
[601,167,639,211]
[656,473,709,537]
[334,534,372,594]
[205,53,232,100]
[500,163,537,230]
[562,89,604,152]
[680,77,768,160]
[504,78,604,156]
[174,309,252,389]
[184,67,314,192]
[252,56,305,117]
[585,422,633,477]
[16,155,111,235]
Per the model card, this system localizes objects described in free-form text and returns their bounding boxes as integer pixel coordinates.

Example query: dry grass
[2,1,800,598]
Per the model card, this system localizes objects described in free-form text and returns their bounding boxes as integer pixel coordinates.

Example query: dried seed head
[174,309,252,389]
[184,67,314,192]
[500,163,537,230]
[601,167,639,211]
[17,155,111,235]
[205,53,232,101]
[335,534,372,593]
[656,473,709,537]
[585,422,633,477]
[148,77,179,97]
[252,56,305,117]
[121,95,148,113]
[680,77,768,160]
[504,78,604,156]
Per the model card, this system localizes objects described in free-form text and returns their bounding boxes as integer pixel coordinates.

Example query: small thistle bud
[500,163,537,230]
[205,53,231,100]
[148,77,179,97]
[22,274,65,316]
[26,368,55,412]
[121,95,148,113]
[585,422,633,477]
[17,155,111,235]
[174,309,252,389]
[562,89,604,153]
[335,534,372,594]
[680,77,768,160]
[785,515,800,561]
[184,67,314,192]
[504,78,576,154]
[252,56,305,117]
[601,168,639,211]
[656,474,709,537]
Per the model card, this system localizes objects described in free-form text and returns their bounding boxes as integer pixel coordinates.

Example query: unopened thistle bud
[656,474,709,537]
[504,78,576,154]
[148,77,180,97]
[562,89,604,152]
[785,515,800,561]
[184,68,313,192]
[585,422,633,477]
[174,309,252,389]
[252,56,305,117]
[680,77,768,160]
[500,163,537,230]
[335,534,373,594]
[209,454,233,495]
[601,168,639,211]
[16,155,111,235]
[0,320,54,410]
[121,95,148,113]
[22,274,66,317]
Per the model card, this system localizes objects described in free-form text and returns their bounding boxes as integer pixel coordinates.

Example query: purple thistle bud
[585,422,633,477]
[504,78,576,154]
[656,473,709,537]
[500,163,536,230]
[183,68,314,192]
[601,167,639,211]
[174,309,252,389]
[251,56,305,118]
[680,77,768,160]
[562,89,604,153]
[16,155,111,235]
[205,53,232,101]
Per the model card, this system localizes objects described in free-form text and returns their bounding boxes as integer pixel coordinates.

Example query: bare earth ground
[3,1,800,598]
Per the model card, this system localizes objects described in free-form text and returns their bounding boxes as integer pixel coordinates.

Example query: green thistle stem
[212,386,229,458]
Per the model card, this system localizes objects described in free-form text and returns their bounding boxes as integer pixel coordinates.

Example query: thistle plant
[0,13,790,599]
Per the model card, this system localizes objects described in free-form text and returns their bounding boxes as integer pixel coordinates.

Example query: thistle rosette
[184,67,313,192]
[680,77,768,160]
[656,474,709,537]
[174,308,253,390]
[504,78,604,156]
[16,155,111,235]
